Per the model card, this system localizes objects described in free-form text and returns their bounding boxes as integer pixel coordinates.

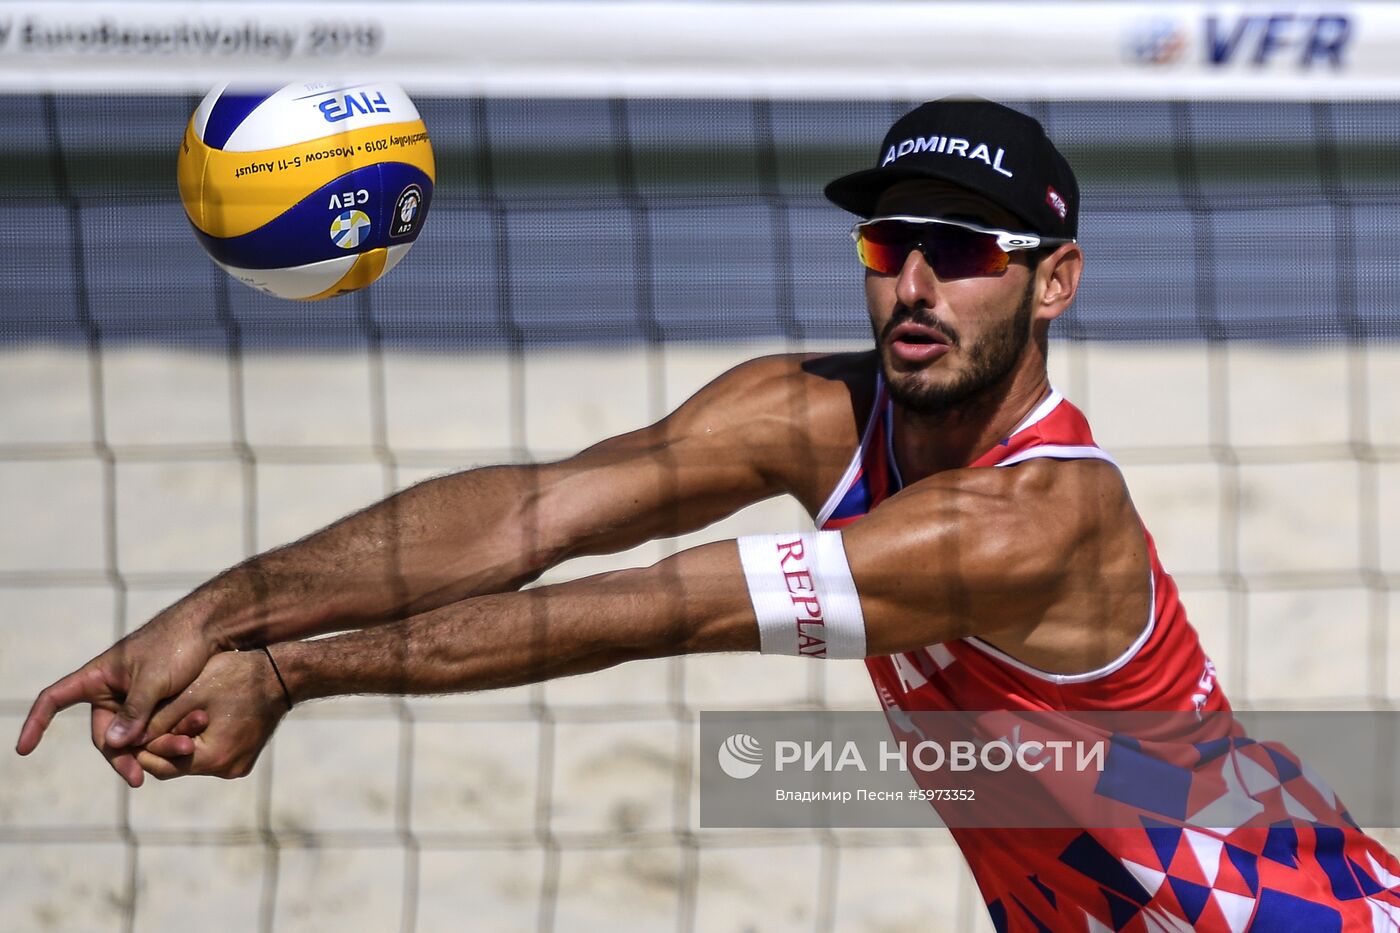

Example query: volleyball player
[19,99,1400,931]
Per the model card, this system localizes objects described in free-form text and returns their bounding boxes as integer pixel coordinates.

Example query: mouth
[887,321,952,364]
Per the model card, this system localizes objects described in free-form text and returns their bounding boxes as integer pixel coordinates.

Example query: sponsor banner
[700,711,1400,828]
[0,1,1397,99]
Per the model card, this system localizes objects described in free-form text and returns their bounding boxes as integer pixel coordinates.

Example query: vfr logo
[1207,13,1351,68]
[318,91,391,123]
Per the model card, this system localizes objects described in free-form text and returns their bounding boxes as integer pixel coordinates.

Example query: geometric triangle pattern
[954,818,1400,931]
[985,897,1008,933]
[1183,829,1224,886]
[1122,860,1166,900]
[1167,875,1211,922]
[1367,897,1400,931]
[1103,887,1145,930]
[1265,746,1303,783]
[1252,888,1344,932]
[1354,858,1390,898]
[1142,819,1183,873]
[1371,853,1400,889]
[1210,889,1254,933]
[1314,826,1366,900]
[1186,754,1265,831]
[1028,873,1058,909]
[1059,833,1152,905]
[1281,787,1317,822]
[1261,823,1300,868]
[938,739,1400,932]
[933,731,1400,932]
[1082,910,1116,933]
[1225,844,1260,895]
[1236,751,1280,796]
[1138,907,1197,932]
[844,390,1400,933]
[1010,894,1056,933]
[1094,738,1194,821]
[844,383,1400,933]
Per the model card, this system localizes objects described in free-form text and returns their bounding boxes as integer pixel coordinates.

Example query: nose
[894,244,941,310]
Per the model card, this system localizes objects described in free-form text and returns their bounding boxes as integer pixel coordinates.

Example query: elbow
[506,482,575,579]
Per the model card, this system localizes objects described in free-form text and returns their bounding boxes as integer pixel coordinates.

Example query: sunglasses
[850,215,1074,280]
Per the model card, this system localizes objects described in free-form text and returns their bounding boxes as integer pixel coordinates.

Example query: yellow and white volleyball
[177,80,434,301]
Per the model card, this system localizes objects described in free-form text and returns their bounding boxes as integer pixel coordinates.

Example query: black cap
[824,97,1079,238]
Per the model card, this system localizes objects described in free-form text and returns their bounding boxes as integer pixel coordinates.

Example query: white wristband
[736,531,867,659]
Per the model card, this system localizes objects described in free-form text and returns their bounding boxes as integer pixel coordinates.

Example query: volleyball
[177,80,434,301]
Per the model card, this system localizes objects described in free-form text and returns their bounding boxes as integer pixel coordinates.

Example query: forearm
[188,358,804,652]
[201,463,568,648]
[273,541,758,700]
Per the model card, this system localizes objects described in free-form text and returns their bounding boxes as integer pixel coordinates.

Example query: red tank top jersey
[815,376,1400,933]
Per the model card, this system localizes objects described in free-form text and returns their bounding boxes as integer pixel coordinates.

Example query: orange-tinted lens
[855,221,1010,279]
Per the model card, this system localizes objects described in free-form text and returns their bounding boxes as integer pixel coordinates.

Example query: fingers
[145,694,206,742]
[134,652,277,783]
[173,709,210,737]
[136,708,208,763]
[104,673,172,750]
[135,748,190,781]
[137,724,218,781]
[112,754,145,787]
[143,710,206,758]
[90,706,144,788]
[121,708,209,780]
[143,733,196,758]
[17,667,108,756]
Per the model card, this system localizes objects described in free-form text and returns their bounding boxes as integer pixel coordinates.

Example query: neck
[890,367,1052,483]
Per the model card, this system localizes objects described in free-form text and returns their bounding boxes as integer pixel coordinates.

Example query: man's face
[863,180,1038,416]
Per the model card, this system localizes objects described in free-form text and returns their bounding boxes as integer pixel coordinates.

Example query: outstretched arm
[134,539,758,780]
[16,353,848,780]
[133,459,1144,781]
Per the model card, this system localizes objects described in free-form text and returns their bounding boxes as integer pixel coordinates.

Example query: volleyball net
[2,3,1399,932]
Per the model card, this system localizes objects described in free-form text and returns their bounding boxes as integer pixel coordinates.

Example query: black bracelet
[262,645,294,711]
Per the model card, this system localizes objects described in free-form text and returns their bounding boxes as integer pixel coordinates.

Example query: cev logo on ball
[330,210,372,249]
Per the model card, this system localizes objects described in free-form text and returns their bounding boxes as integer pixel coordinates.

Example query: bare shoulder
[895,455,1128,515]
[873,458,1138,567]
[661,350,878,509]
[846,456,1148,667]
[673,350,873,418]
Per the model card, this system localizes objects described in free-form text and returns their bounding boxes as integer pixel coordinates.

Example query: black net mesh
[2,95,1397,933]
[5,97,1398,349]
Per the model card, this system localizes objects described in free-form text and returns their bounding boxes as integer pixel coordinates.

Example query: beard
[874,277,1036,417]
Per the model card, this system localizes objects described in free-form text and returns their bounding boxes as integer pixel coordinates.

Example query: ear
[1033,242,1083,323]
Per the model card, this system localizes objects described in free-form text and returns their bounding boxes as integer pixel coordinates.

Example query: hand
[15,599,226,785]
[134,649,289,781]
[90,704,210,786]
